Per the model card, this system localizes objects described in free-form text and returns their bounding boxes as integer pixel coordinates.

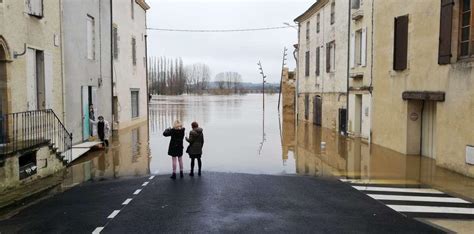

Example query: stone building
[372,0,474,177]
[112,0,150,130]
[347,0,372,141]
[294,0,349,133]
[0,0,71,192]
[62,0,113,144]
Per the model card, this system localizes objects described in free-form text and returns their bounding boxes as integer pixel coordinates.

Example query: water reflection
[292,120,474,201]
[65,122,150,185]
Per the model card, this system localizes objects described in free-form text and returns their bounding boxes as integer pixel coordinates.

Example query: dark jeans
[190,154,202,173]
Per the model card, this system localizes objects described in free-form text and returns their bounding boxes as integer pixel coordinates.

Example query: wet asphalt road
[0,172,443,233]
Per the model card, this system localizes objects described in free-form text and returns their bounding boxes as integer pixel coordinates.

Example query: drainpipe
[346,0,351,136]
[369,0,375,142]
[145,15,150,139]
[59,0,66,122]
[110,0,114,132]
[419,100,425,156]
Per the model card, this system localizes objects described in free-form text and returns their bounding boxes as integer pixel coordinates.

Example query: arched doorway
[0,36,10,144]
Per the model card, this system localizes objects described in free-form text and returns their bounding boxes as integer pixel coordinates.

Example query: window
[132,37,137,66]
[305,51,310,76]
[351,28,367,67]
[25,0,43,18]
[113,25,119,60]
[393,15,409,71]
[330,2,335,25]
[316,13,320,33]
[326,41,335,73]
[131,0,135,19]
[316,47,320,76]
[306,21,310,40]
[86,15,95,60]
[131,90,139,118]
[352,0,361,9]
[460,0,472,57]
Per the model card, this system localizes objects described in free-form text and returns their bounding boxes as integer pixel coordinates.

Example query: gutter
[345,0,351,136]
[145,14,150,139]
[110,0,114,132]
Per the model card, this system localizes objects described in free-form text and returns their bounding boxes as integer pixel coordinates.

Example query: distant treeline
[148,56,279,95]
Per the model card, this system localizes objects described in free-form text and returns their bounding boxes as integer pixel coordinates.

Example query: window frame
[86,15,95,60]
[306,21,311,40]
[113,24,119,60]
[330,2,335,25]
[459,0,472,58]
[132,37,137,66]
[25,0,44,18]
[131,90,139,119]
[131,0,135,19]
[305,51,310,77]
[316,13,320,33]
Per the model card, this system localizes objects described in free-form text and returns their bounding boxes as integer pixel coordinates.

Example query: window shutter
[361,27,367,67]
[316,47,320,76]
[350,32,355,68]
[326,44,331,73]
[393,15,409,71]
[305,51,310,76]
[44,52,53,109]
[438,0,453,65]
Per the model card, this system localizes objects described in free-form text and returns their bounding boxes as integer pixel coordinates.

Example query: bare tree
[185,63,211,94]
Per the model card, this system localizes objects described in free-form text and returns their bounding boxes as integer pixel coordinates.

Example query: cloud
[146,0,314,83]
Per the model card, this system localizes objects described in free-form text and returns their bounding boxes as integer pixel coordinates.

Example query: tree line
[148,56,254,95]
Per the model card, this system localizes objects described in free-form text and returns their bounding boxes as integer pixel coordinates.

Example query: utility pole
[278,47,288,111]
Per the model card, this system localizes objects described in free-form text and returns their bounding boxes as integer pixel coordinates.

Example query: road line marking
[149,176,155,180]
[353,186,443,194]
[122,198,133,205]
[387,205,474,215]
[368,194,471,203]
[133,189,142,195]
[107,210,120,219]
[142,182,149,186]
[92,227,104,234]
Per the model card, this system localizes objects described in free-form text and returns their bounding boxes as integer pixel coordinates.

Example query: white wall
[112,0,148,129]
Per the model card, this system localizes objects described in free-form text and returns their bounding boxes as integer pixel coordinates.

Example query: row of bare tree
[148,56,244,95]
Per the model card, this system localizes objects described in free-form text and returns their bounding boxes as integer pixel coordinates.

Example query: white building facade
[62,0,113,143]
[112,0,149,130]
[347,0,372,141]
[295,0,349,132]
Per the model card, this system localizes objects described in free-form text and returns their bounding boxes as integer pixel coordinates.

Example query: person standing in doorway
[90,116,110,147]
[163,120,185,179]
[186,122,204,176]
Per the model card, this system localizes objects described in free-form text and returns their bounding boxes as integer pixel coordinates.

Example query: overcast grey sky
[146,0,314,84]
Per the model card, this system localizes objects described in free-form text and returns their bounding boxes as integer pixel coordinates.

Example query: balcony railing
[0,109,72,163]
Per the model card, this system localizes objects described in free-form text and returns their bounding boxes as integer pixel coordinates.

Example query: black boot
[198,169,201,176]
[170,173,176,179]
[189,170,194,177]
[180,171,184,178]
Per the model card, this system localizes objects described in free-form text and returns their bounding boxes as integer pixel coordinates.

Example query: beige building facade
[372,0,474,177]
[295,0,349,133]
[0,0,71,193]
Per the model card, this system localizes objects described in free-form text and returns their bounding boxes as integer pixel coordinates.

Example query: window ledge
[352,9,364,21]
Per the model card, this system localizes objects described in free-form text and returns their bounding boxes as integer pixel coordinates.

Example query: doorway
[421,101,437,159]
[304,95,309,120]
[313,96,322,126]
[0,41,8,143]
[82,86,98,141]
[26,48,45,111]
[354,94,362,135]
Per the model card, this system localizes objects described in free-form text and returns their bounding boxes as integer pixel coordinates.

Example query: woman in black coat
[186,122,204,176]
[163,120,185,179]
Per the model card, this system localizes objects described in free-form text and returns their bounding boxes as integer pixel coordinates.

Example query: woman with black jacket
[186,122,204,176]
[163,120,185,179]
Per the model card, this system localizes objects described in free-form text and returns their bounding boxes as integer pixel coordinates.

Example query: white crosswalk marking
[352,186,443,194]
[142,182,149,186]
[387,205,474,215]
[368,194,471,204]
[149,176,155,180]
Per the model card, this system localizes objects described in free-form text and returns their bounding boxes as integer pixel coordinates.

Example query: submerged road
[0,172,443,233]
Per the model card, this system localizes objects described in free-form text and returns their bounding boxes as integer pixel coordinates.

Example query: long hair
[173,120,183,129]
